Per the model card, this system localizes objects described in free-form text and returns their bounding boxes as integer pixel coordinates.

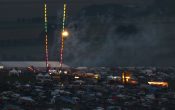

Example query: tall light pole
[44,0,49,72]
[60,3,69,68]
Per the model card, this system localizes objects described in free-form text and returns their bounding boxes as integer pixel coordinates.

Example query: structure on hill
[0,61,69,69]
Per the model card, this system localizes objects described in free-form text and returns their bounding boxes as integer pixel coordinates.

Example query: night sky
[0,0,175,67]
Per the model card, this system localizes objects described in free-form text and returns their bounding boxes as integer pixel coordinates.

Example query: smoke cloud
[59,4,175,67]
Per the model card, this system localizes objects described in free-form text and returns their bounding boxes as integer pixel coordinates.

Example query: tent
[9,68,21,76]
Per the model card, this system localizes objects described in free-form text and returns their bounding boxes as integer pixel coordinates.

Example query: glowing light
[130,80,138,84]
[125,76,131,82]
[75,76,80,79]
[60,3,67,68]
[125,76,130,79]
[62,4,67,32]
[94,74,99,79]
[121,72,132,83]
[59,70,62,74]
[44,4,48,33]
[62,31,69,37]
[122,72,125,83]
[64,71,68,74]
[44,2,49,72]
[113,76,117,79]
[148,82,168,87]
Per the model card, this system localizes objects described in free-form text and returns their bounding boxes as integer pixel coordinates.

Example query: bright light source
[94,74,99,79]
[59,70,62,74]
[64,71,68,74]
[62,30,69,37]
[125,76,130,82]
[125,76,130,79]
[148,81,168,87]
[113,76,117,79]
[75,76,79,79]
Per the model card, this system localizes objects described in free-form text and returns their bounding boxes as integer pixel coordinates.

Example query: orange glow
[125,76,130,82]
[62,31,69,37]
[148,81,168,87]
[125,76,130,79]
[122,72,131,83]
[122,72,125,83]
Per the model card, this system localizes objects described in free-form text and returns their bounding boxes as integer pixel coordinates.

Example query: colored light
[122,72,125,83]
[94,74,99,79]
[44,2,49,72]
[60,3,67,68]
[148,81,168,87]
[62,31,69,37]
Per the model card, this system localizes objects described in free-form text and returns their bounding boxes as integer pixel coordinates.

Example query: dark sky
[0,0,175,67]
[0,0,152,20]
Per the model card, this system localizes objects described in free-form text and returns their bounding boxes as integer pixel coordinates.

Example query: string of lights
[44,2,49,72]
[60,3,67,68]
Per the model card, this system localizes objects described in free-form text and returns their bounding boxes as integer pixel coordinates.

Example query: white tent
[9,69,18,73]
[9,68,21,76]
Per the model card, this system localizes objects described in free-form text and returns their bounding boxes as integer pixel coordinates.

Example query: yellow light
[148,81,168,87]
[94,74,99,79]
[122,72,125,83]
[62,31,69,37]
[125,76,130,79]
[125,76,130,82]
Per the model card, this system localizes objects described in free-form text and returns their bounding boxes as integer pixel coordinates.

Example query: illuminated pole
[122,72,125,84]
[44,2,49,72]
[60,3,67,68]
